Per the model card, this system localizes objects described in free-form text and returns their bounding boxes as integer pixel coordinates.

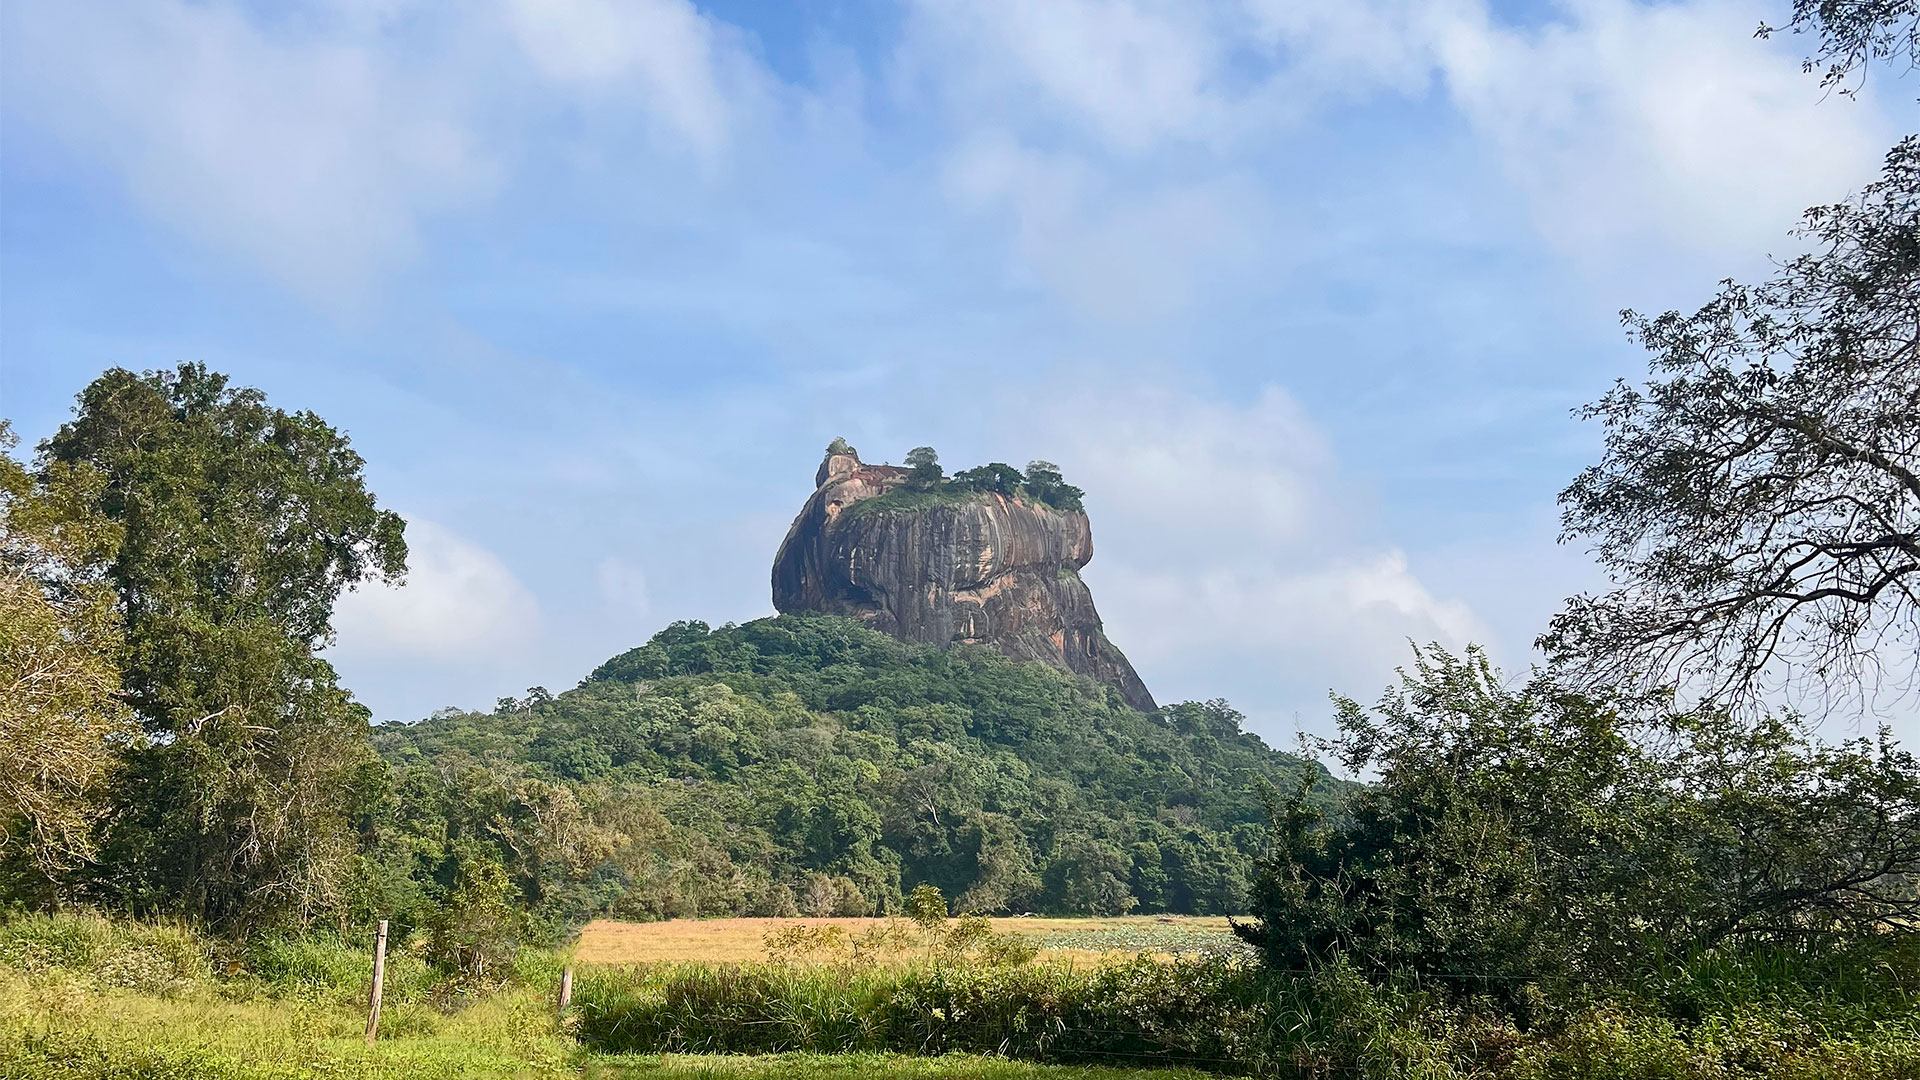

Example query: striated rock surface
[772,446,1156,712]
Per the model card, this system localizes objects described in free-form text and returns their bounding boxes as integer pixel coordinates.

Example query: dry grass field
[575,915,1242,967]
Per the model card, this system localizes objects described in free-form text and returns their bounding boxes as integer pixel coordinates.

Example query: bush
[240,932,440,1004]
[572,951,1920,1078]
[0,910,563,1011]
[1236,645,1920,996]
[424,843,527,984]
[575,957,1294,1070]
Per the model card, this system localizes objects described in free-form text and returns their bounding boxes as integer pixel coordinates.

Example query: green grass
[1,974,571,1079]
[0,913,1211,1080]
[0,976,1213,1080]
[4,913,1919,1079]
[836,486,991,521]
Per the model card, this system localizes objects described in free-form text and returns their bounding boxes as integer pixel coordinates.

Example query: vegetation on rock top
[837,446,1086,516]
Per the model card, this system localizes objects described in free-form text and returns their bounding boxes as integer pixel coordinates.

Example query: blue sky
[2,0,1913,743]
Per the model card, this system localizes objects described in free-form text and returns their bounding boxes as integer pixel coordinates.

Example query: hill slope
[374,615,1329,927]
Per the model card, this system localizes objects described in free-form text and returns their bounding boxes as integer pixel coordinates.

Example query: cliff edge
[771,444,1156,712]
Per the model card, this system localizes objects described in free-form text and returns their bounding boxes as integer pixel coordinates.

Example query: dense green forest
[369,615,1331,935]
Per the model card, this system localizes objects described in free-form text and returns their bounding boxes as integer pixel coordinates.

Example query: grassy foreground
[0,913,1206,1080]
[0,972,1207,1080]
[5,913,1920,1078]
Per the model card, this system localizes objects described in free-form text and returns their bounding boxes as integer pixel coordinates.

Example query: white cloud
[1049,384,1331,550]
[1246,0,1898,263]
[332,520,539,661]
[908,0,1900,279]
[0,0,758,307]
[0,0,494,307]
[904,0,1233,152]
[1106,552,1485,677]
[502,0,736,156]
[1009,381,1489,731]
[1430,0,1896,264]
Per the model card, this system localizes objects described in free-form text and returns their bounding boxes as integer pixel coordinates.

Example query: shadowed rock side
[772,447,1156,712]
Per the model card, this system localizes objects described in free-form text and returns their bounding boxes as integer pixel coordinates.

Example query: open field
[577,917,1242,967]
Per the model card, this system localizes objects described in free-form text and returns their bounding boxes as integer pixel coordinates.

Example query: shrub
[1237,645,1920,996]
[574,956,1280,1070]
[424,842,527,984]
[572,950,1920,1078]
[904,884,947,929]
[241,931,439,1004]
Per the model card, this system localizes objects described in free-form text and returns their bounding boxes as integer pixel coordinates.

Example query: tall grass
[0,910,574,1079]
[573,952,1920,1079]
[0,912,209,995]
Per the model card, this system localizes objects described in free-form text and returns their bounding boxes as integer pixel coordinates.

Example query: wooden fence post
[557,965,574,1017]
[365,919,388,1046]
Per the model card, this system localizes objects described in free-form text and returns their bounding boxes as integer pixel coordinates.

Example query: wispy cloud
[502,0,744,158]
[1,1,494,308]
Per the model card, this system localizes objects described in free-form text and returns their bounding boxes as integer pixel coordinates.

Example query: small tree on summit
[905,446,943,489]
[1023,461,1085,512]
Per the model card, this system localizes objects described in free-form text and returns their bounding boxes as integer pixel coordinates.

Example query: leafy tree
[1045,834,1137,916]
[905,446,943,489]
[40,363,407,926]
[0,422,135,887]
[1546,139,1920,709]
[904,882,949,928]
[1236,646,1920,992]
[1761,0,1919,92]
[1022,461,1085,512]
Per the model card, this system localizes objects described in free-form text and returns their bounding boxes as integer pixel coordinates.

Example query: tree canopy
[1235,646,1920,993]
[905,446,943,488]
[1763,0,1920,92]
[0,422,134,889]
[37,363,407,925]
[372,614,1332,930]
[1546,138,1920,709]
[849,452,1087,515]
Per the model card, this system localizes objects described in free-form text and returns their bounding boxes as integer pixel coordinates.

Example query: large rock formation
[772,444,1156,712]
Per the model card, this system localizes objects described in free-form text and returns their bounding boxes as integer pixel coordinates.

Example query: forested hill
[373,614,1330,928]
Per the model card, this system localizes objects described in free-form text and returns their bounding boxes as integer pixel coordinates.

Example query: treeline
[368,615,1329,938]
[0,368,1320,947]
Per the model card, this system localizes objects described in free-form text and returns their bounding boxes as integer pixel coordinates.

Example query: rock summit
[771,442,1155,712]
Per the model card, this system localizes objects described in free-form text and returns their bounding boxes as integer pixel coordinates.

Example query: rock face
[772,447,1156,712]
